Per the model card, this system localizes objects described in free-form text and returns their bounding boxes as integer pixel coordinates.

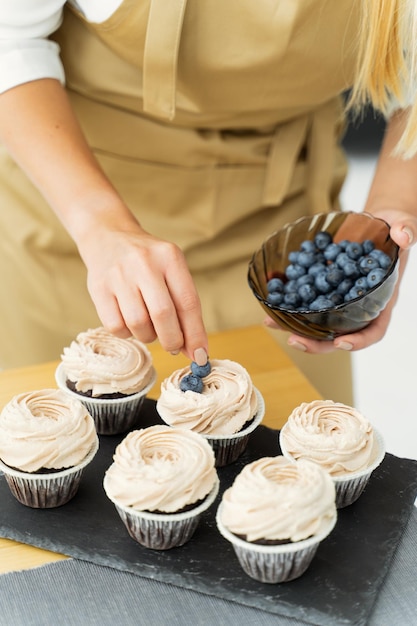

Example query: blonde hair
[349,0,417,158]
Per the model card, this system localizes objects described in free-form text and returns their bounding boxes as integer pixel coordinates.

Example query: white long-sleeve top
[0,1,122,94]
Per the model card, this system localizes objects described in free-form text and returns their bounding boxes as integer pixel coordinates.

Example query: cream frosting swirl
[280,400,375,476]
[61,327,155,396]
[156,359,258,435]
[220,456,336,542]
[0,389,98,473]
[103,425,218,513]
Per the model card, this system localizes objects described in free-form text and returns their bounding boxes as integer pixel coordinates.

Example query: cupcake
[156,359,264,466]
[0,388,99,508]
[279,399,385,508]
[216,456,337,583]
[55,327,156,435]
[103,425,219,550]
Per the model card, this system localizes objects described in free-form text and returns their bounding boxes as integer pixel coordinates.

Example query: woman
[0,1,416,404]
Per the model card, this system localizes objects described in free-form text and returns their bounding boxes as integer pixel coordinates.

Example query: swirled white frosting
[0,389,98,473]
[103,425,218,512]
[220,456,336,542]
[156,359,258,435]
[61,327,155,396]
[280,400,374,476]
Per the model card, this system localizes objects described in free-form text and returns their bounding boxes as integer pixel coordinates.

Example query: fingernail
[193,347,208,366]
[288,340,307,352]
[336,341,353,351]
[170,350,180,356]
[402,226,413,246]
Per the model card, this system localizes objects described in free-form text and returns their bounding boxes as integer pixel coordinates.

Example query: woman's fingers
[88,277,158,343]
[85,231,208,361]
[135,274,185,353]
[278,289,396,354]
[164,251,208,363]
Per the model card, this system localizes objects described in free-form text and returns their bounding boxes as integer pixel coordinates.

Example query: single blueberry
[288,251,300,264]
[346,241,364,260]
[267,291,284,306]
[300,240,317,253]
[347,285,367,300]
[284,279,298,294]
[338,239,350,250]
[309,295,333,311]
[298,283,317,304]
[284,292,302,308]
[328,291,344,306]
[335,252,350,269]
[344,291,356,303]
[296,273,315,287]
[180,374,204,393]
[336,278,354,295]
[314,271,332,294]
[342,260,360,279]
[267,277,284,293]
[326,266,344,287]
[323,243,342,262]
[366,267,387,288]
[378,253,392,270]
[191,360,211,378]
[285,263,306,280]
[314,231,333,250]
[307,262,327,277]
[297,251,316,268]
[354,276,368,290]
[359,255,379,275]
[313,252,326,264]
[362,239,375,254]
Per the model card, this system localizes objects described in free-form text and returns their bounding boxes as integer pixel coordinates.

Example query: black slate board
[1,399,417,626]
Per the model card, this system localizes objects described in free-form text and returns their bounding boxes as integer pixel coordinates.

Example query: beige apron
[0,0,359,402]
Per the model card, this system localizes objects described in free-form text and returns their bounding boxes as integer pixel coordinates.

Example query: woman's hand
[78,219,209,365]
[264,210,417,355]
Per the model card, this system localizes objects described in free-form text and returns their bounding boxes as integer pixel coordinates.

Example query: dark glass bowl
[248,211,399,340]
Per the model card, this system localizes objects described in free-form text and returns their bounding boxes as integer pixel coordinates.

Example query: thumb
[368,209,417,251]
[389,219,417,250]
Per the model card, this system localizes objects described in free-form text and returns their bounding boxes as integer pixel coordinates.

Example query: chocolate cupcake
[156,359,264,466]
[279,399,385,507]
[55,327,156,435]
[103,425,219,549]
[216,456,337,583]
[0,388,98,508]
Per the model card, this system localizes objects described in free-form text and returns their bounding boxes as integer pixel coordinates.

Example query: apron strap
[262,116,309,206]
[262,99,340,210]
[306,98,340,214]
[143,0,188,120]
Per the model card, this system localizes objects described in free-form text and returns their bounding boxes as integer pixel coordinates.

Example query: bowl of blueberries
[247,211,399,340]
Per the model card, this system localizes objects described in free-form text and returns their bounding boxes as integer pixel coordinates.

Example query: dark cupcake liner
[55,363,157,435]
[105,479,219,550]
[216,504,337,583]
[280,427,385,508]
[203,388,265,467]
[333,430,385,508]
[0,439,99,509]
